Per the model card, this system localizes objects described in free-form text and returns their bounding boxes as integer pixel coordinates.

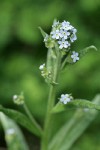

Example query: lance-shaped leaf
[79,45,97,58]
[0,105,42,137]
[0,112,29,150]
[51,99,100,113]
[38,27,47,38]
[49,94,100,150]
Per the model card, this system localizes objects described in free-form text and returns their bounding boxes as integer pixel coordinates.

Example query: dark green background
[0,0,100,149]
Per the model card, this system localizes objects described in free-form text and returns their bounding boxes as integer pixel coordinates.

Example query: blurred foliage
[0,112,29,150]
[0,0,100,149]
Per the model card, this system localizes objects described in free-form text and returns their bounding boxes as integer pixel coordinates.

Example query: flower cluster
[43,20,79,63]
[59,94,73,104]
[50,20,77,50]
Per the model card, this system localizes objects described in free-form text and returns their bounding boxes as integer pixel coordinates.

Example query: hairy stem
[41,49,61,150]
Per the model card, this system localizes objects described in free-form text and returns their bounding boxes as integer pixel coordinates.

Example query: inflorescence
[43,20,79,63]
[51,20,77,49]
[44,20,77,50]
[39,19,80,100]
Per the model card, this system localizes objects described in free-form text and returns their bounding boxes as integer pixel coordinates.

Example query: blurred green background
[0,0,100,149]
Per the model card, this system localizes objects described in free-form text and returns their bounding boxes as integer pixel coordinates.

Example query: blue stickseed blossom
[60,30,70,39]
[50,20,77,50]
[61,21,73,31]
[71,51,79,63]
[70,34,77,42]
[59,94,73,104]
[51,30,62,39]
[72,28,77,34]
[44,20,77,50]
[58,38,70,49]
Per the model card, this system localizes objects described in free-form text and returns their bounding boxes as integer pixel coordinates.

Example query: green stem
[41,49,61,150]
[23,103,43,136]
[61,51,70,69]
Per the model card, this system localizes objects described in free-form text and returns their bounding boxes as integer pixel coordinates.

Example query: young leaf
[0,112,29,150]
[49,94,100,150]
[38,27,47,38]
[79,45,97,57]
[0,105,42,137]
[51,99,100,113]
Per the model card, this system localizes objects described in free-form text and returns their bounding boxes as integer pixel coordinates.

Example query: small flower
[51,30,62,39]
[59,94,73,104]
[60,30,70,39]
[70,34,77,42]
[58,38,70,49]
[61,21,72,30]
[72,28,77,34]
[71,51,79,62]
[39,63,45,70]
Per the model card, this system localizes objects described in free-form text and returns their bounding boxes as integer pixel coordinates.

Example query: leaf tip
[90,45,97,51]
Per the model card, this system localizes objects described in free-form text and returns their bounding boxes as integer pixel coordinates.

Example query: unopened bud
[13,93,24,105]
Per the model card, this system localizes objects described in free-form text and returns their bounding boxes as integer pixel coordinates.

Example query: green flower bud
[13,93,24,105]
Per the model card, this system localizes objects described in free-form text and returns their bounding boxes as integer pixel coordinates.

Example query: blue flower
[70,34,77,42]
[58,38,70,49]
[51,30,62,39]
[60,29,70,39]
[60,94,72,104]
[61,21,72,30]
[71,51,79,62]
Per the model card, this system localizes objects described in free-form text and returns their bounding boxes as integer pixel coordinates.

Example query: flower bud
[13,93,24,105]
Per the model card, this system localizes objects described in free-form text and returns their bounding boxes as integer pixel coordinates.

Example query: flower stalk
[40,19,79,150]
[41,48,61,150]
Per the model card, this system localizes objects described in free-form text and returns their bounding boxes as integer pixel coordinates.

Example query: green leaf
[38,27,47,38]
[0,112,29,150]
[79,45,97,57]
[0,105,42,137]
[51,99,100,113]
[49,94,100,150]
